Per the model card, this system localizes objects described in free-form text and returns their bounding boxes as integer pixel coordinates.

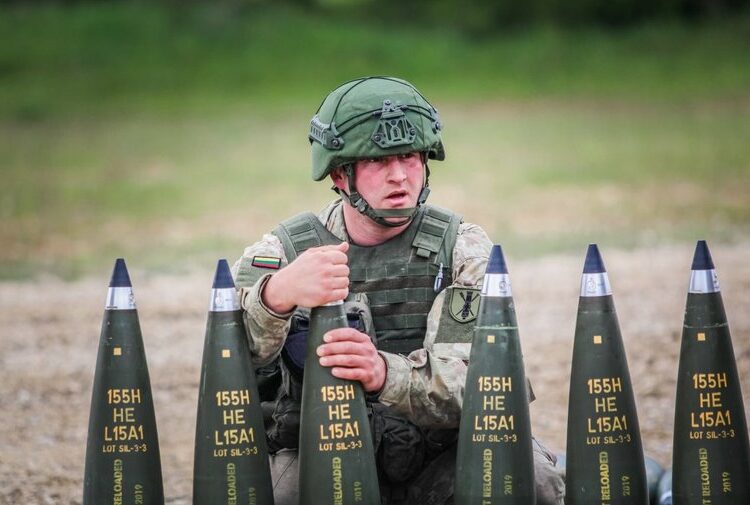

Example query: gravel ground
[1,242,748,504]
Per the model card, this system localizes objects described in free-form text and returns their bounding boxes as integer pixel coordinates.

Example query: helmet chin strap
[333,159,431,228]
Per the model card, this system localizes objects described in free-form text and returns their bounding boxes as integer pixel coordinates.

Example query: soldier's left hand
[316,328,386,393]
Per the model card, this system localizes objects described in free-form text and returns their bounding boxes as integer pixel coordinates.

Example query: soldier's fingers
[322,328,371,344]
[311,243,347,253]
[320,354,370,370]
[327,352,385,392]
[328,264,350,278]
[318,243,349,262]
[310,250,347,269]
[317,340,365,356]
[326,287,348,303]
[324,277,349,292]
[329,366,369,383]
[317,340,367,358]
[324,250,349,265]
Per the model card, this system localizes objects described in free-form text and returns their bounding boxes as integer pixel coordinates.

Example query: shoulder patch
[448,287,480,323]
[251,256,281,269]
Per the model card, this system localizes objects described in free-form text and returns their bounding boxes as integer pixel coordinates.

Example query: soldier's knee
[533,438,565,505]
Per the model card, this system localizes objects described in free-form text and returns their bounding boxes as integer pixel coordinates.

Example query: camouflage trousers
[268,438,565,505]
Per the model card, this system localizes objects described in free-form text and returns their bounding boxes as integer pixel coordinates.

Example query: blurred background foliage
[1,1,748,279]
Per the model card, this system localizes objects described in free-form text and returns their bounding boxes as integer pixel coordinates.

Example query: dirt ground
[1,242,749,504]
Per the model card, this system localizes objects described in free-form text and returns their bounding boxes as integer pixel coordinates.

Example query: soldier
[232,76,564,505]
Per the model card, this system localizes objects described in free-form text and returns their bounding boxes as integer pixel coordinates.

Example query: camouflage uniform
[232,199,565,505]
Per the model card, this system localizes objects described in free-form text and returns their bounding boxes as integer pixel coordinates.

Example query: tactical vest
[273,204,462,355]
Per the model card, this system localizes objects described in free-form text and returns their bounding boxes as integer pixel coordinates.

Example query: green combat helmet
[309,76,445,227]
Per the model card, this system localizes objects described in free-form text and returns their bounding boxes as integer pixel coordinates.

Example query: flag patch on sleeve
[251,256,281,269]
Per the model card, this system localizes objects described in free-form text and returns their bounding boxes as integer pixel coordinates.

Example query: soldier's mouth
[385,191,409,204]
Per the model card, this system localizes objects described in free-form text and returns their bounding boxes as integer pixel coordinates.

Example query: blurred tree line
[380,0,747,32]
[1,0,745,34]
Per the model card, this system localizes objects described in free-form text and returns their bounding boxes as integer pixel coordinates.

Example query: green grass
[1,3,749,279]
[1,3,749,120]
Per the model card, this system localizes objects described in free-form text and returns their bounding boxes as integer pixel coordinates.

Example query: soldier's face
[334,152,424,211]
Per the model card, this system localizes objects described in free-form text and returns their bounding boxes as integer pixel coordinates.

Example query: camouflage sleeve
[377,223,492,428]
[451,222,493,289]
[231,233,294,366]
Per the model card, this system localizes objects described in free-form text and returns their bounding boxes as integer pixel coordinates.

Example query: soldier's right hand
[262,242,350,313]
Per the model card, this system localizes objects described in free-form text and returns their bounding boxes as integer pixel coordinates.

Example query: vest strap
[412,205,461,264]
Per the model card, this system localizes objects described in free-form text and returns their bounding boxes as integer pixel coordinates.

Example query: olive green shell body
[565,295,648,504]
[83,309,164,505]
[193,309,274,505]
[298,304,381,505]
[672,292,750,504]
[455,294,535,504]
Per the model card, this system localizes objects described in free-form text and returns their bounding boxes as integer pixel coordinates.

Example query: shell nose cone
[691,240,715,270]
[212,259,236,289]
[486,244,508,274]
[583,244,606,273]
[109,258,132,287]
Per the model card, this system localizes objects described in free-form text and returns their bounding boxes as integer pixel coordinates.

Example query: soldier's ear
[330,166,348,191]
